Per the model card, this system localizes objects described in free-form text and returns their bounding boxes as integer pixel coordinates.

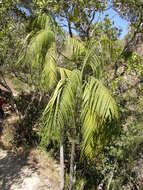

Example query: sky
[18,6,31,16]
[18,6,129,39]
[102,8,129,39]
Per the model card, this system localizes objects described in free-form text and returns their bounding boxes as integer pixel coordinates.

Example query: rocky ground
[0,147,60,190]
[0,89,61,190]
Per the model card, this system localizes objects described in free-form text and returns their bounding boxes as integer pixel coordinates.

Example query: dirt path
[0,148,60,190]
[0,114,60,190]
[0,84,61,190]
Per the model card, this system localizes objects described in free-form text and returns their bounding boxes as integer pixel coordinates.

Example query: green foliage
[125,52,143,76]
[0,0,30,82]
[63,36,85,64]
[82,40,104,79]
[33,13,57,31]
[113,0,143,24]
[17,14,59,91]
[74,178,87,190]
[101,123,140,189]
[81,77,119,158]
[35,0,107,39]
[40,69,82,147]
[38,29,119,160]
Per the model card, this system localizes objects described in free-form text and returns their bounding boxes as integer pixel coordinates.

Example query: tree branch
[114,12,143,78]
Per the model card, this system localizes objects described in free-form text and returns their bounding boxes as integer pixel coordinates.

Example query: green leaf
[81,77,119,159]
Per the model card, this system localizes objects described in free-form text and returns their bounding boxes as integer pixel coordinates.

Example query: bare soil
[0,82,61,190]
[0,148,60,190]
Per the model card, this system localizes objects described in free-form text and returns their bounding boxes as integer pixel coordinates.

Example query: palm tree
[41,71,119,190]
[18,13,119,190]
[40,34,119,189]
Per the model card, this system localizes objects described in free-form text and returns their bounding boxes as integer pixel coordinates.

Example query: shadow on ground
[0,150,37,190]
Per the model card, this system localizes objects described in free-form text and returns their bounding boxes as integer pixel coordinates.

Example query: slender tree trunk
[68,139,76,190]
[68,118,76,190]
[67,14,73,38]
[60,130,65,190]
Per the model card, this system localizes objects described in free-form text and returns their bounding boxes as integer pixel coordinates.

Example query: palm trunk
[68,139,76,190]
[68,118,76,190]
[60,131,65,190]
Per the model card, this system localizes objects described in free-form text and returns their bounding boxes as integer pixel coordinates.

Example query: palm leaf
[63,37,85,62]
[59,67,72,79]
[17,13,63,91]
[40,69,82,146]
[81,77,119,158]
[82,42,104,79]
[81,36,116,79]
[40,43,58,91]
[26,29,55,69]
[33,13,63,35]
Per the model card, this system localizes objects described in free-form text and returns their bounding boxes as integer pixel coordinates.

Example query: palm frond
[40,80,66,146]
[81,77,119,158]
[16,32,33,66]
[26,29,55,69]
[81,36,117,79]
[32,13,61,34]
[82,42,104,79]
[40,69,82,146]
[63,37,85,62]
[40,43,58,91]
[59,67,72,79]
[81,108,100,158]
[17,13,63,91]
